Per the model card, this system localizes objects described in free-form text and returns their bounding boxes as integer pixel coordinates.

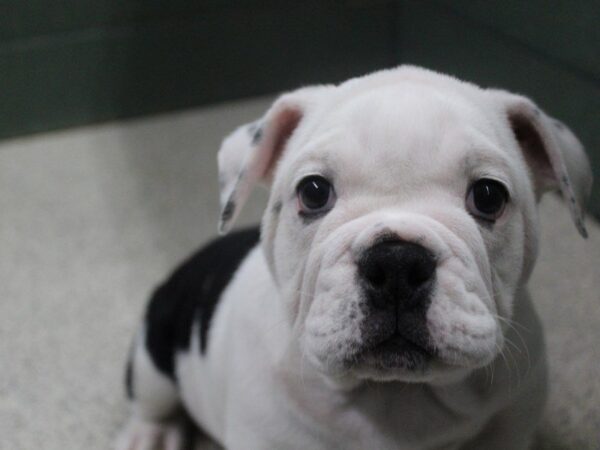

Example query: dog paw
[115,418,184,450]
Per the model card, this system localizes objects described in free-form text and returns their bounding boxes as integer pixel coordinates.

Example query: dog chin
[316,348,481,386]
[347,359,475,385]
[330,335,433,382]
[331,338,485,384]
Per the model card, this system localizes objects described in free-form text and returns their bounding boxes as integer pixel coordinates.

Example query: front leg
[115,326,186,450]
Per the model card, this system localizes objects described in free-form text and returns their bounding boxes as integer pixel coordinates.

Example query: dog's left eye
[297,175,336,216]
[466,178,509,222]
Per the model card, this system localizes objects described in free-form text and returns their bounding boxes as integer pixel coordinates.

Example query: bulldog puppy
[117,66,592,450]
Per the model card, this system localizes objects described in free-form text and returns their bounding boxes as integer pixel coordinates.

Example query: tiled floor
[0,97,598,449]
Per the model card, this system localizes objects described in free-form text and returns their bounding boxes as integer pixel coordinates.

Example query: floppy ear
[217,86,330,234]
[491,90,593,238]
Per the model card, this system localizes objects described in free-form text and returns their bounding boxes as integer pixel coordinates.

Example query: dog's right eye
[466,178,509,222]
[296,176,336,217]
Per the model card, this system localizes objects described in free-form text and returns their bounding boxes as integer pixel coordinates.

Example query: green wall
[0,1,398,138]
[1,1,598,215]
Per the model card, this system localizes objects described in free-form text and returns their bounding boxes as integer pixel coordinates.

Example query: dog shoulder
[143,226,261,381]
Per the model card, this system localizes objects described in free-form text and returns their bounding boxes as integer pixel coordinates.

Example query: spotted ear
[217,86,330,234]
[491,90,593,238]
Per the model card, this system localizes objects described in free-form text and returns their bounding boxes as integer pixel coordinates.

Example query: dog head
[217,67,592,384]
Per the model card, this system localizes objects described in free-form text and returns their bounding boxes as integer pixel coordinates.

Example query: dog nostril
[407,258,435,287]
[364,263,387,288]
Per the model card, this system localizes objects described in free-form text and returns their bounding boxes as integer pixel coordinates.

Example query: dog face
[217,67,592,384]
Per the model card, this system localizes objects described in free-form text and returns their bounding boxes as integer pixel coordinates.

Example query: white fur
[116,328,183,450]
[119,66,592,449]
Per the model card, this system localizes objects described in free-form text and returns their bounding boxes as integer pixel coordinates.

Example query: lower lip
[377,333,432,355]
[359,334,433,370]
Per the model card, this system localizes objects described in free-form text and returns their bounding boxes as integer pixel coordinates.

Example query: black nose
[358,241,436,310]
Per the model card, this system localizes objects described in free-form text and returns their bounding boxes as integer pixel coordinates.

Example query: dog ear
[491,90,593,238]
[217,86,330,234]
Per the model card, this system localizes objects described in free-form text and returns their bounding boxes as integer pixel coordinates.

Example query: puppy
[117,66,592,450]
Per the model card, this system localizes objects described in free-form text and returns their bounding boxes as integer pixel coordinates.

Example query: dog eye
[296,176,335,216]
[466,179,509,222]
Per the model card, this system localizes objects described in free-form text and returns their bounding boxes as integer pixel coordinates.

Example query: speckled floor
[0,97,598,449]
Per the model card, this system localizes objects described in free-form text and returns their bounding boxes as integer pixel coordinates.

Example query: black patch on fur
[220,198,236,222]
[251,126,263,145]
[272,200,282,215]
[125,348,134,399]
[247,122,258,134]
[144,227,260,381]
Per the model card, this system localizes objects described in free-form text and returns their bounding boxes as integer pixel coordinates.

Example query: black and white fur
[117,66,592,450]
[118,228,260,449]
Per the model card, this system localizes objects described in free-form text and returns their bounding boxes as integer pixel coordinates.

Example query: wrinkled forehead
[284,84,514,188]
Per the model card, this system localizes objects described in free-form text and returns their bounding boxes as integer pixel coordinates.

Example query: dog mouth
[353,328,435,372]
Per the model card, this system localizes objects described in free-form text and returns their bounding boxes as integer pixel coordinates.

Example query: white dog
[117,66,592,450]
